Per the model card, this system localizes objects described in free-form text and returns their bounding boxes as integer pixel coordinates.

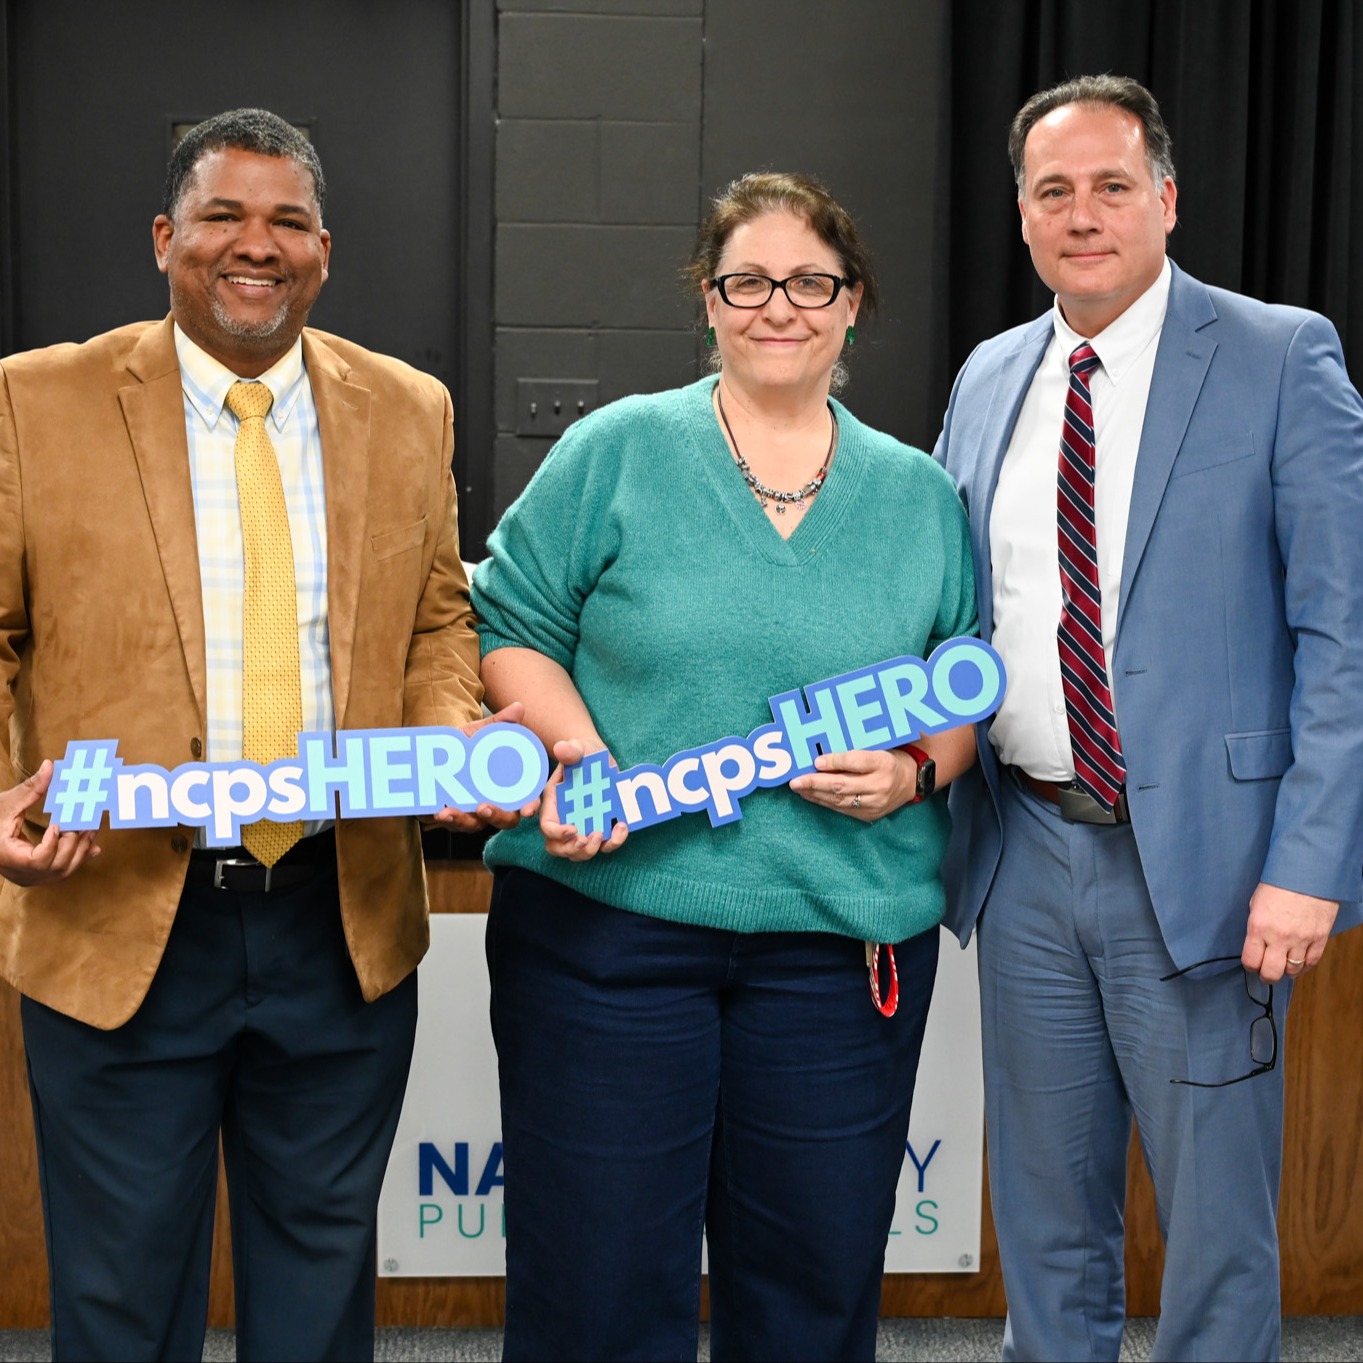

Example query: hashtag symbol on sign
[557,751,618,839]
[45,741,120,830]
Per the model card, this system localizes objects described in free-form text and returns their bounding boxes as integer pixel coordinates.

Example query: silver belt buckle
[213,857,270,891]
[1057,784,1129,825]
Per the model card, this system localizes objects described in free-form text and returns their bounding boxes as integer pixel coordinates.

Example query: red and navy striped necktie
[1056,343,1126,809]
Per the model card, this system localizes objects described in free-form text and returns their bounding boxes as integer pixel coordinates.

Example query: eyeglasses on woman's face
[709,273,850,309]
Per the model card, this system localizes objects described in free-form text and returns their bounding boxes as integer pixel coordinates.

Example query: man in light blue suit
[935,75,1363,1362]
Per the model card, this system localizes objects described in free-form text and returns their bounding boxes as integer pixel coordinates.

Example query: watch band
[902,743,935,804]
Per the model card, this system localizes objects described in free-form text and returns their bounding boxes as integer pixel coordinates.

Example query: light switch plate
[515,379,599,437]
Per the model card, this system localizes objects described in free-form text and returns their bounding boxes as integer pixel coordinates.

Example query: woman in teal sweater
[473,172,977,1362]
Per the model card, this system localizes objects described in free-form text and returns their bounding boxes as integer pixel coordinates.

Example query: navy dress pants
[487,867,939,1363]
[21,864,418,1363]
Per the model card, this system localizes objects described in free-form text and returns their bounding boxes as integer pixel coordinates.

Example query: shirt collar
[173,323,307,431]
[1051,256,1172,383]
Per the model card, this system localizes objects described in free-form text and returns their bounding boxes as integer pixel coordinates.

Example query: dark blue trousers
[487,867,939,1363]
[21,866,417,1363]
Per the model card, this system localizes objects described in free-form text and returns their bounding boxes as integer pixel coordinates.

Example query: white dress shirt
[174,325,334,839]
[988,259,1171,779]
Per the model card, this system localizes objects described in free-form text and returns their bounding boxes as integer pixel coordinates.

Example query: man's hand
[1241,882,1339,982]
[430,702,542,833]
[0,761,101,886]
[539,738,629,861]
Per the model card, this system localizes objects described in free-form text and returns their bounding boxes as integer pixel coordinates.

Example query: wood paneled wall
[0,862,1359,1328]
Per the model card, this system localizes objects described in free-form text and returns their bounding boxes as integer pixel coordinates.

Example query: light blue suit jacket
[935,262,1363,967]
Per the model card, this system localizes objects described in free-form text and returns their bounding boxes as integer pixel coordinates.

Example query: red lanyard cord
[865,942,899,1018]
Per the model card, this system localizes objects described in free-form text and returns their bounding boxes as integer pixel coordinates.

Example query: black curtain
[934,0,1363,415]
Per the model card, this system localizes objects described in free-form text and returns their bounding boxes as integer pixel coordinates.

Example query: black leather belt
[186,828,336,893]
[1014,769,1131,824]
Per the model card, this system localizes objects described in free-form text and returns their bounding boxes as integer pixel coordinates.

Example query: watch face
[917,756,937,799]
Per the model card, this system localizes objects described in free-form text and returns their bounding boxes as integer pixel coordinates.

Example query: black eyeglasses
[710,273,849,309]
[1160,955,1276,1088]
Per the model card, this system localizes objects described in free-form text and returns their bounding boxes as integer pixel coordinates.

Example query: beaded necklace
[716,387,838,515]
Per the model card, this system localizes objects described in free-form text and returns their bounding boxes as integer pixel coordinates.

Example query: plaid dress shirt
[174,326,333,836]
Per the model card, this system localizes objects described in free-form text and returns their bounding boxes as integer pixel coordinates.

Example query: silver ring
[1287,956,1305,967]
[851,793,862,809]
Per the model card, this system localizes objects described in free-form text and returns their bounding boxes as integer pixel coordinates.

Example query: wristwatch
[903,744,936,804]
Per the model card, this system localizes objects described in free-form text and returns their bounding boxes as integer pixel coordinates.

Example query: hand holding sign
[540,739,629,861]
[431,703,543,833]
[0,760,101,887]
[789,747,920,822]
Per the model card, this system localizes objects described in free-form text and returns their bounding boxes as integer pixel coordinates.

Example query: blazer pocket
[1169,435,1255,479]
[1225,728,1292,781]
[370,518,427,561]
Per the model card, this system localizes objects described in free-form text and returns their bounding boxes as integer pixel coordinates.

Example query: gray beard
[210,294,291,343]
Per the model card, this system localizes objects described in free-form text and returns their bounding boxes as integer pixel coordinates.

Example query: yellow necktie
[227,381,303,867]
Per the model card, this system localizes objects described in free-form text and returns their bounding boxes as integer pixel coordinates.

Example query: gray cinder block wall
[489,0,948,519]
[492,0,706,519]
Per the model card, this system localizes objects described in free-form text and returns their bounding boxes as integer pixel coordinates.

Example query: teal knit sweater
[472,377,977,943]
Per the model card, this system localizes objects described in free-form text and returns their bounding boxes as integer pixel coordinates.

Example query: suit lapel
[1118,265,1218,630]
[120,318,208,722]
[305,332,371,728]
[975,318,1051,639]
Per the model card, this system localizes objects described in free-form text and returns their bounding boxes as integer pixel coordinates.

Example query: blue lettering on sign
[906,1138,942,1194]
[416,1141,506,1241]
[475,1144,505,1197]
[43,724,549,847]
[559,639,1005,838]
[418,1142,504,1199]
[419,1142,471,1197]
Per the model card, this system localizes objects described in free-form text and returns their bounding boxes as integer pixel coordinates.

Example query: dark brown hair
[685,171,879,317]
[1008,75,1176,197]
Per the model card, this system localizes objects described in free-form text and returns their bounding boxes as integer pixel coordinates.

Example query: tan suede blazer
[0,317,483,1028]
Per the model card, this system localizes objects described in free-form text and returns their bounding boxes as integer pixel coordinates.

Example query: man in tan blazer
[0,109,517,1362]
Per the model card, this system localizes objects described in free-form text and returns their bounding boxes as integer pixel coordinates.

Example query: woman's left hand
[789,748,917,823]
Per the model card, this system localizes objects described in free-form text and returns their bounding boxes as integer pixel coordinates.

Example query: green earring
[845,325,856,347]
[706,326,716,346]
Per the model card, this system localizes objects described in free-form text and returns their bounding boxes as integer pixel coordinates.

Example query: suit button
[190,738,203,759]
[171,835,189,854]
